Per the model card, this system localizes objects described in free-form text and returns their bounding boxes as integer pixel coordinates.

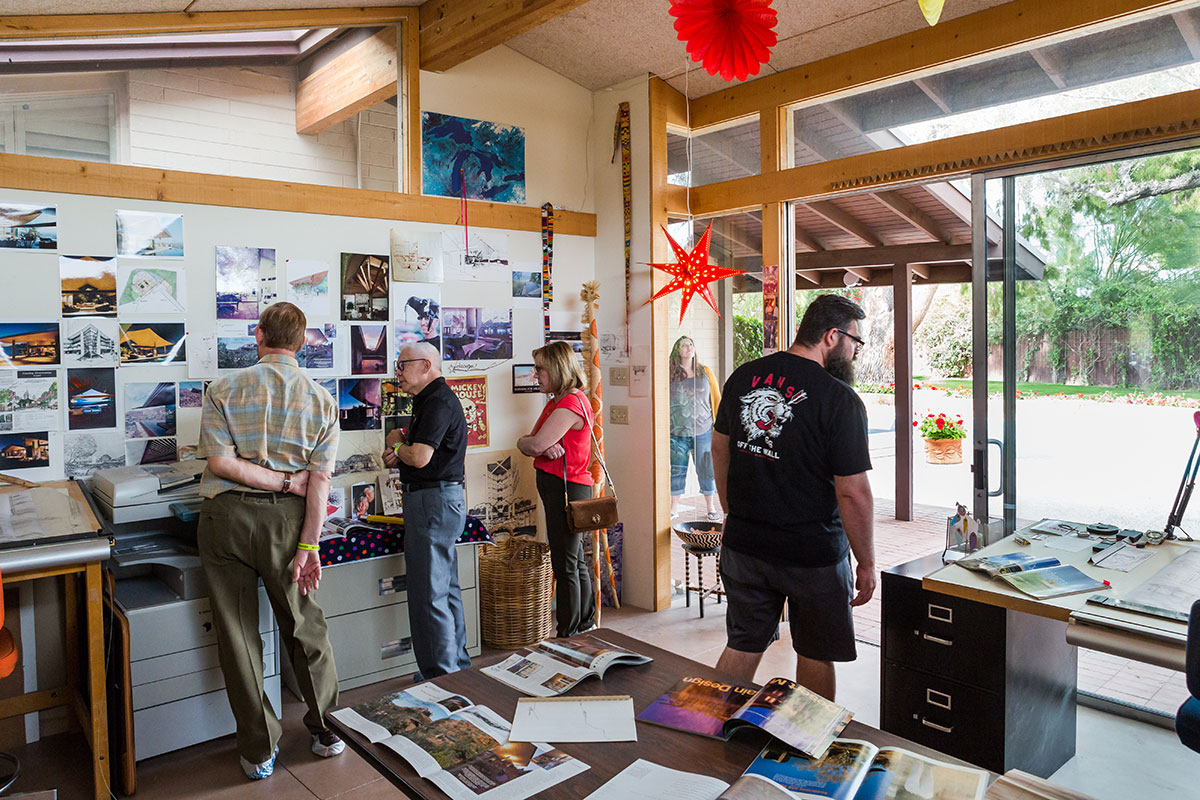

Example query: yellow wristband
[296,543,319,551]
[392,442,402,455]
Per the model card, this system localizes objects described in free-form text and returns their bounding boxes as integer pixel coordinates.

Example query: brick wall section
[127,66,398,190]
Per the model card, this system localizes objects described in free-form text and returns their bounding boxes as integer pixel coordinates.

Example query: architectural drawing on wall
[66,368,116,431]
[332,431,383,477]
[119,322,186,365]
[340,253,389,321]
[64,431,125,478]
[421,112,526,204]
[442,307,512,361]
[446,375,488,448]
[464,449,538,538]
[124,382,177,439]
[127,437,177,466]
[390,230,443,283]
[350,324,388,375]
[62,317,119,366]
[442,230,509,283]
[0,323,60,368]
[116,210,184,257]
[0,370,59,433]
[0,432,50,471]
[117,265,187,314]
[216,245,276,319]
[60,255,117,317]
[338,378,381,431]
[0,203,56,250]
[599,332,627,364]
[391,283,441,355]
[285,258,331,320]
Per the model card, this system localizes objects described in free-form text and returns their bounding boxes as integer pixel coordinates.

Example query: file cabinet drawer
[320,546,478,618]
[124,585,274,662]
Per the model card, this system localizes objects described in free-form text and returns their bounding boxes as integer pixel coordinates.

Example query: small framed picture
[512,364,541,394]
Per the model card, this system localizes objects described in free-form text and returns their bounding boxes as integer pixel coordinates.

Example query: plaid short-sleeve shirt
[198,353,339,498]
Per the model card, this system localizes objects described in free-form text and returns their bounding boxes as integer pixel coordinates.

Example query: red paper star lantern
[669,0,779,82]
[646,222,747,323]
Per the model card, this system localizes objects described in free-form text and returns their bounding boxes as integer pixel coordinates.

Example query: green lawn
[914,378,1200,401]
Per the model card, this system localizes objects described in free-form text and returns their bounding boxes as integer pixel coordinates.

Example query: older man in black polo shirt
[383,341,470,677]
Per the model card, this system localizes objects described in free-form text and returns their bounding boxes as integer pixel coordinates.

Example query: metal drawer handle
[927,604,953,623]
[926,689,952,710]
[922,632,953,646]
[921,718,953,734]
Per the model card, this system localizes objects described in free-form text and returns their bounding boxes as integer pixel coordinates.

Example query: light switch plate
[609,366,629,386]
[610,405,629,424]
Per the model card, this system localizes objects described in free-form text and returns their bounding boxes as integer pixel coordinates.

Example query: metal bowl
[672,520,723,550]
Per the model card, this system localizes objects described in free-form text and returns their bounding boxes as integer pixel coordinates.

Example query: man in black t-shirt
[711,294,875,701]
[383,341,470,677]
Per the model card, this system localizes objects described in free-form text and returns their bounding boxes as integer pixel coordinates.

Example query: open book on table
[480,632,652,697]
[329,682,588,800]
[637,676,852,759]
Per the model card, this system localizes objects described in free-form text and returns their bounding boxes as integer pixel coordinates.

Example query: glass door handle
[987,438,1005,497]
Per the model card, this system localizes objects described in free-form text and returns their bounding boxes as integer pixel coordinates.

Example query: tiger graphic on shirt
[739,385,807,445]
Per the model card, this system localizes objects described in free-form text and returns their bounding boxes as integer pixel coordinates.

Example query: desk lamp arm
[1165,411,1200,541]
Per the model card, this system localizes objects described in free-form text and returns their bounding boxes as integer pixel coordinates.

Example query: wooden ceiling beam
[794,243,972,271]
[913,77,952,114]
[0,8,413,39]
[805,200,882,247]
[1174,11,1200,59]
[419,0,590,73]
[909,263,932,280]
[297,27,397,136]
[1030,48,1068,89]
[794,226,823,252]
[873,190,950,243]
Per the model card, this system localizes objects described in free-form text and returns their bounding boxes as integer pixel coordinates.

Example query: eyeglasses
[835,328,865,355]
[394,358,429,373]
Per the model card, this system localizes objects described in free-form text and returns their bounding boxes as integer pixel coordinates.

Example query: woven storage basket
[478,529,555,649]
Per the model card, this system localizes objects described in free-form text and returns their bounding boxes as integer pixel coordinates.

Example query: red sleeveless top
[532,389,593,484]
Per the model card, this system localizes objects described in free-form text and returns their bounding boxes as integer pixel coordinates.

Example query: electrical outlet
[609,366,629,386]
[609,405,629,425]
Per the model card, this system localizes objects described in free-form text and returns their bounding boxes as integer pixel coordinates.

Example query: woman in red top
[517,341,596,637]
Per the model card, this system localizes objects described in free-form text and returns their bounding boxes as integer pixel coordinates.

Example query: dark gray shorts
[719,546,857,662]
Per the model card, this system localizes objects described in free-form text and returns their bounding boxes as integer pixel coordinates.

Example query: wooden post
[894,263,914,521]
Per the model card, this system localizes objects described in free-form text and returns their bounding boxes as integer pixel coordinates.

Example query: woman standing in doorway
[669,336,722,521]
[516,341,596,638]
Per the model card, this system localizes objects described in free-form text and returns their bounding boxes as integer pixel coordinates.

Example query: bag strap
[557,394,617,510]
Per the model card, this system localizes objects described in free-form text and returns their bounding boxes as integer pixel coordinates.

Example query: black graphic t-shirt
[714,352,871,567]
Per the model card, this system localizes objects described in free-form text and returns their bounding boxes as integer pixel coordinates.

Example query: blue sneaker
[240,745,278,780]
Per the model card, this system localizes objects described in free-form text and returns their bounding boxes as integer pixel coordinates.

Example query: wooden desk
[329,628,988,800]
[0,481,110,800]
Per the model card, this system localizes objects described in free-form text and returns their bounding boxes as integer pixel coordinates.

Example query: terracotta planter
[924,437,963,465]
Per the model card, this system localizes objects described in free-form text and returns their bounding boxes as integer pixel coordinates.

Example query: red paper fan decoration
[669,0,779,82]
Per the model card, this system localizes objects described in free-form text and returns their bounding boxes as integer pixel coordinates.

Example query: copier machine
[90,461,281,761]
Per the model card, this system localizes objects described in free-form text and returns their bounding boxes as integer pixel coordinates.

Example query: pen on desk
[366,514,404,525]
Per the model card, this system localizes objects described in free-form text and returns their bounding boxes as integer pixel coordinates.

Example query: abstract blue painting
[422,112,526,204]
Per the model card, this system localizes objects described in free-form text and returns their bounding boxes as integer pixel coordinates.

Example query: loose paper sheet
[509,696,636,743]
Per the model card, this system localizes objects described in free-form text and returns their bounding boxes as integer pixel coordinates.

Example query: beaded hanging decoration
[541,203,554,334]
[612,103,632,350]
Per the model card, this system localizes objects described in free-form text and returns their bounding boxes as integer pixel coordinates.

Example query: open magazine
[480,633,652,697]
[958,552,1062,577]
[638,676,852,760]
[329,682,588,800]
[958,553,1107,599]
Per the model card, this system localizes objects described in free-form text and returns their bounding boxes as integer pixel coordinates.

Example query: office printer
[91,460,206,524]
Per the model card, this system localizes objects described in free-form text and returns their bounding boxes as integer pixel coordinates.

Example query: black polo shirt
[399,376,466,483]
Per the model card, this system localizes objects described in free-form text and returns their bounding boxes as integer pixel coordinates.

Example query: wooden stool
[681,542,724,617]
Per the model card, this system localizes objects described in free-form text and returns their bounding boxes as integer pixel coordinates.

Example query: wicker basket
[672,521,724,550]
[478,529,555,649]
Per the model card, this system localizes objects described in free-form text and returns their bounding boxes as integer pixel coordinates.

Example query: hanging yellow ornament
[919,0,945,25]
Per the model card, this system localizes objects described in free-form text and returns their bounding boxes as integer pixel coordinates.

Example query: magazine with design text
[481,633,652,697]
[958,552,1061,577]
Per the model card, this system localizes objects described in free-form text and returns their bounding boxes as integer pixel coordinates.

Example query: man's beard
[825,354,855,385]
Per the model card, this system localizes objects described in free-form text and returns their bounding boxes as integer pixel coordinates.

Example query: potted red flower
[914,412,966,464]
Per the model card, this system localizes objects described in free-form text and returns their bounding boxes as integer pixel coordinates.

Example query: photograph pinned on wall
[216,246,276,319]
[421,111,526,204]
[66,368,116,431]
[511,269,543,309]
[126,437,177,467]
[350,482,377,519]
[0,323,60,368]
[115,210,184,257]
[117,265,187,315]
[332,430,384,478]
[442,308,512,362]
[63,430,125,478]
[316,377,337,401]
[350,324,388,376]
[340,253,389,321]
[441,229,509,283]
[390,229,443,284]
[338,377,381,431]
[464,449,539,538]
[0,431,51,471]
[511,364,540,394]
[124,382,177,440]
[382,414,411,443]
[119,322,186,365]
[62,317,119,367]
[0,370,59,433]
[178,381,205,409]
[545,330,585,367]
[326,486,346,519]
[381,379,413,418]
[216,335,257,370]
[60,255,117,317]
[298,325,336,372]
[446,375,488,448]
[391,283,441,355]
[0,203,56,250]
[285,258,332,320]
